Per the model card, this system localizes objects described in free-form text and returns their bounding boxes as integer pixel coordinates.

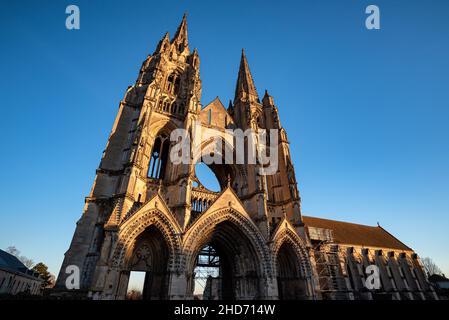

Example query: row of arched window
[191,197,212,214]
[167,73,181,95]
[154,73,186,116]
[156,99,185,116]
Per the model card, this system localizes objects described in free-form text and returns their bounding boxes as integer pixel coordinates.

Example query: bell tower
[56,14,202,291]
[228,50,303,235]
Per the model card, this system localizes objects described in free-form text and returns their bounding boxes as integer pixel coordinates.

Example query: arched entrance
[189,221,262,299]
[276,242,309,300]
[184,208,272,300]
[125,225,170,300]
[107,205,182,300]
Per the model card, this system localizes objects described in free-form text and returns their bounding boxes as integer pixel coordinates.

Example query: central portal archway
[186,219,267,300]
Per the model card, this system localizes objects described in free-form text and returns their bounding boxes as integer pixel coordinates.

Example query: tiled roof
[302,216,412,251]
[0,249,28,273]
[0,249,41,280]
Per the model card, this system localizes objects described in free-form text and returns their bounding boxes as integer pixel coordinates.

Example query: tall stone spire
[234,49,259,103]
[172,13,189,52]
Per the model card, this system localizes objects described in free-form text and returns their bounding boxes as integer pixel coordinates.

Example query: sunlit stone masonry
[55,15,438,300]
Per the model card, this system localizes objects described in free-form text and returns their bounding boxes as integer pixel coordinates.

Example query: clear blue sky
[0,0,448,279]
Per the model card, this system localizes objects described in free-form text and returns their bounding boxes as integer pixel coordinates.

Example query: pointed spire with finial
[154,32,171,54]
[172,13,189,52]
[234,49,259,103]
[262,89,275,107]
[227,99,234,114]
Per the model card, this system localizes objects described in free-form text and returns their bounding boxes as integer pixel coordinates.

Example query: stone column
[168,270,189,300]
[307,247,322,300]
[101,268,121,300]
[387,252,410,300]
[398,253,419,299]
[263,275,279,300]
[89,226,118,297]
[361,249,374,300]
[374,250,395,294]
[115,271,130,300]
[346,248,362,299]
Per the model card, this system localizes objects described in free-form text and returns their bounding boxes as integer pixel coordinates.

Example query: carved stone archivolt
[271,222,313,279]
[111,203,278,294]
[111,208,182,272]
[182,207,274,278]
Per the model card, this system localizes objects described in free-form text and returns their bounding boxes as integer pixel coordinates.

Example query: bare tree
[20,257,35,268]
[48,274,56,288]
[6,246,20,256]
[5,246,35,268]
[126,289,142,300]
[421,257,443,276]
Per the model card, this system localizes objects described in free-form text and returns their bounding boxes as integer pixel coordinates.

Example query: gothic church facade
[56,16,437,300]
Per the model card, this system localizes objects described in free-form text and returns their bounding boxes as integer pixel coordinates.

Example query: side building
[0,249,43,296]
[303,216,438,300]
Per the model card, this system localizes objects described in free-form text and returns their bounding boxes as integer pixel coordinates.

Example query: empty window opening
[127,271,145,300]
[208,109,212,125]
[195,162,220,192]
[148,136,169,179]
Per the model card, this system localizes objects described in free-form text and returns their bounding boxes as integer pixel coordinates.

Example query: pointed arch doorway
[125,225,170,300]
[276,241,309,300]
